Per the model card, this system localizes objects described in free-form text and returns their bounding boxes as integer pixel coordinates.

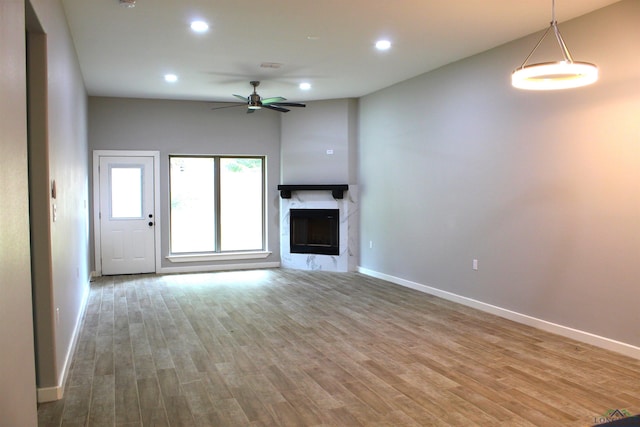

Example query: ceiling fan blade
[264,104,290,113]
[262,96,286,105]
[246,108,256,114]
[270,102,306,108]
[211,104,245,111]
[233,94,247,101]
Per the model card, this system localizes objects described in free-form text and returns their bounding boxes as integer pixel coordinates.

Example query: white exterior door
[98,155,156,275]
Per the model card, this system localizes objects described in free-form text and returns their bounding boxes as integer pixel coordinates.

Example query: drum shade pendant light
[512,0,598,90]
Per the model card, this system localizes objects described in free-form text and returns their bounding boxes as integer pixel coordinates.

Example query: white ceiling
[60,0,620,104]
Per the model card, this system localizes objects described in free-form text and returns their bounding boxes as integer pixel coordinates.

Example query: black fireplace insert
[289,209,339,255]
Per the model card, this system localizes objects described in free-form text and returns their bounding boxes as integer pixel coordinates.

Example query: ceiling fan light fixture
[512,0,598,91]
[119,0,136,8]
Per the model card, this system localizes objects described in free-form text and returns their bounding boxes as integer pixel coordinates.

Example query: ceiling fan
[213,81,306,113]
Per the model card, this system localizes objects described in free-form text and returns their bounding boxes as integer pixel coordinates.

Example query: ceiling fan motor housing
[248,93,262,109]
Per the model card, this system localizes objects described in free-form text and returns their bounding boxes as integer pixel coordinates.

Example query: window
[169,156,265,254]
[110,166,144,219]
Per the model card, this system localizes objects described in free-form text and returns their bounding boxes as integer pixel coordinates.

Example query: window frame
[167,154,269,262]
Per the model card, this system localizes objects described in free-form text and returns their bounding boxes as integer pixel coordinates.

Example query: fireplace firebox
[289,209,339,255]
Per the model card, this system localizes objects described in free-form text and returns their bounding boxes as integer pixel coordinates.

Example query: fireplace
[289,209,339,255]
[279,185,358,272]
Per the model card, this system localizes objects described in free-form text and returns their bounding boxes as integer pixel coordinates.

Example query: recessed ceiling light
[190,20,209,33]
[375,39,391,50]
[299,82,311,90]
[164,74,178,83]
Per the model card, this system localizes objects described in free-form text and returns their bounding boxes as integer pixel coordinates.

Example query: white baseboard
[358,267,640,361]
[36,385,63,403]
[37,277,91,403]
[158,261,281,275]
[91,263,282,278]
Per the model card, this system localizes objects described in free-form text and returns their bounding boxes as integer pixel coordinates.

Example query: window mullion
[261,160,266,251]
[214,156,222,253]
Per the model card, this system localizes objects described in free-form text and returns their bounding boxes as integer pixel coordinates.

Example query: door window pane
[110,166,143,218]
[220,158,263,251]
[170,157,216,253]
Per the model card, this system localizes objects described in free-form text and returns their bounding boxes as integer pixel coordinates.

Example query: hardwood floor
[38,269,640,426]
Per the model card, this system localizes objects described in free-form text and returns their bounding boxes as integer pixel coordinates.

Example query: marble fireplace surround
[279,185,358,272]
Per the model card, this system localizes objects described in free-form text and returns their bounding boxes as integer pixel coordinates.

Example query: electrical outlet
[369,240,373,249]
[472,259,479,271]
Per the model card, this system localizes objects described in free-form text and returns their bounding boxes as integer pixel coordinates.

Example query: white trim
[37,385,63,403]
[37,276,91,403]
[159,261,280,275]
[166,251,272,263]
[358,266,640,361]
[92,150,161,276]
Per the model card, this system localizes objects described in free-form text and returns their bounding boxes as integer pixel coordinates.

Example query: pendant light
[512,0,598,90]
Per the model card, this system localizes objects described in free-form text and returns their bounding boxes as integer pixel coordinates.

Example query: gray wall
[0,0,38,423]
[359,0,640,347]
[89,97,283,270]
[89,97,360,273]
[28,0,90,399]
[281,99,358,185]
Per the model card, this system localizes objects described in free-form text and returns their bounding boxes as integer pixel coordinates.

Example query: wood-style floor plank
[38,269,640,426]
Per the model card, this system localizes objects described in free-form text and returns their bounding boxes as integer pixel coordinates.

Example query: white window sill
[166,251,272,263]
